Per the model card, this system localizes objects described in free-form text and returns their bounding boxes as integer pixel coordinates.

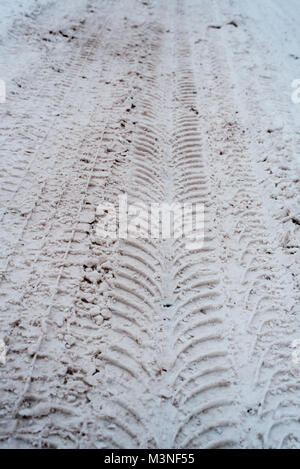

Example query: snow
[0,0,299,449]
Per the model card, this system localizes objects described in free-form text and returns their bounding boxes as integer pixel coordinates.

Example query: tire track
[0,2,162,449]
[91,1,238,449]
[168,5,237,449]
[94,10,168,449]
[214,0,300,268]
[0,2,111,223]
[187,0,300,448]
[0,9,119,344]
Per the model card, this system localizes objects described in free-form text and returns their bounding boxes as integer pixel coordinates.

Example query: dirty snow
[0,0,299,449]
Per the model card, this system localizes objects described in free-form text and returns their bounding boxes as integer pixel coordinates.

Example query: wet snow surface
[0,0,299,449]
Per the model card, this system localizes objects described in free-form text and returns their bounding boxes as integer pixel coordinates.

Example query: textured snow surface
[0,0,299,449]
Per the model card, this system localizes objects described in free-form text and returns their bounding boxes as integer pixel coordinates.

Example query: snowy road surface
[0,0,299,449]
